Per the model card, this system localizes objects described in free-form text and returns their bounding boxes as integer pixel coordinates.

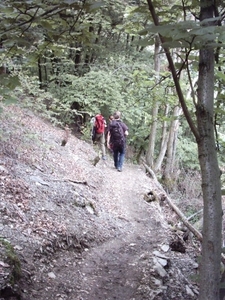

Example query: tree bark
[146,35,161,167]
[171,106,182,173]
[154,104,169,172]
[197,2,222,299]
[38,58,43,89]
[164,106,182,181]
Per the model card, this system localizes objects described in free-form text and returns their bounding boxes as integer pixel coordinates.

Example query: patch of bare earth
[0,106,199,300]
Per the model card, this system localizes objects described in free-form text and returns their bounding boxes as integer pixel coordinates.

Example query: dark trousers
[113,145,125,169]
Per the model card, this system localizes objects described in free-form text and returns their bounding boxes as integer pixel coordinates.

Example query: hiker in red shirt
[91,113,107,160]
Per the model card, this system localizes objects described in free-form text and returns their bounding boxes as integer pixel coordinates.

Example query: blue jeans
[113,145,125,169]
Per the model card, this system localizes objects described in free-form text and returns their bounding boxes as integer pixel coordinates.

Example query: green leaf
[40,20,53,30]
[1,7,15,13]
[89,1,105,11]
[135,38,155,47]
[0,75,20,90]
[3,97,18,105]
[162,41,182,48]
[216,72,225,81]
[138,29,150,36]
[63,0,80,4]
[8,76,20,89]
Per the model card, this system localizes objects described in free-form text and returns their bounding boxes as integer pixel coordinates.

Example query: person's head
[109,115,114,122]
[113,111,121,120]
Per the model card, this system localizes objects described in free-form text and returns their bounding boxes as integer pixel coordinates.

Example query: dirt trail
[75,162,168,299]
[24,161,171,300]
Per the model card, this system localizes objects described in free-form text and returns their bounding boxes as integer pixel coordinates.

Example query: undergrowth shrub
[170,169,203,220]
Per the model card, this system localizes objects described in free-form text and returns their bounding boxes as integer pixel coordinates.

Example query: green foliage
[11,71,65,126]
[132,1,225,50]
[0,68,21,106]
[176,136,199,170]
[0,237,21,284]
[1,0,225,175]
[46,69,124,124]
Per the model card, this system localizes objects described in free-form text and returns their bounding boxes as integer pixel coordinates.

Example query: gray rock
[153,261,167,278]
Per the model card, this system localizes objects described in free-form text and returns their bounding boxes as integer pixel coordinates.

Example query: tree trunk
[197,2,222,299]
[146,1,222,298]
[38,58,43,89]
[171,106,182,173]
[146,35,160,167]
[164,106,182,182]
[154,104,169,172]
[44,57,48,91]
[74,48,82,73]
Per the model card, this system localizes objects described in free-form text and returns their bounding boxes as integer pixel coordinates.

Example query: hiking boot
[117,168,122,172]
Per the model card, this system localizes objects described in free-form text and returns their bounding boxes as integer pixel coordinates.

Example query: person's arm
[106,131,111,148]
[121,122,129,136]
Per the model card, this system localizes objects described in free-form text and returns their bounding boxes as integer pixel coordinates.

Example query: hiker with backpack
[107,111,128,172]
[91,113,107,160]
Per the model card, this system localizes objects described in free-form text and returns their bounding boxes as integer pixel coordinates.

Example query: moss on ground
[0,237,21,285]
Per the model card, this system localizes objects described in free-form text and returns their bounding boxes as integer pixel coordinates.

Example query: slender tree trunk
[90,24,102,63]
[74,47,81,72]
[38,58,43,89]
[164,106,181,181]
[197,2,222,299]
[154,104,169,172]
[44,57,48,91]
[171,107,182,173]
[146,35,160,167]
[146,95,158,167]
[0,65,7,74]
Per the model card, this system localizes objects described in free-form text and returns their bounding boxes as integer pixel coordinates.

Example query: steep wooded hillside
[0,106,200,300]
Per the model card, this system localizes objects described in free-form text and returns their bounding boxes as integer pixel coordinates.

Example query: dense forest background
[3,0,225,178]
[1,1,225,298]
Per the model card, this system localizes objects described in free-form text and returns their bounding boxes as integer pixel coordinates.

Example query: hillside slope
[0,106,199,300]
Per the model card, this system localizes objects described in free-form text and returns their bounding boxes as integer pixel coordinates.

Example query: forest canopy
[0,0,225,173]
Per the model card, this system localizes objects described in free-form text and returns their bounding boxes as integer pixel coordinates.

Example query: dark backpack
[95,114,105,134]
[110,120,125,148]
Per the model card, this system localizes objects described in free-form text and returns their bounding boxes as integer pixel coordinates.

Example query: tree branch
[142,160,203,240]
[146,0,200,141]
